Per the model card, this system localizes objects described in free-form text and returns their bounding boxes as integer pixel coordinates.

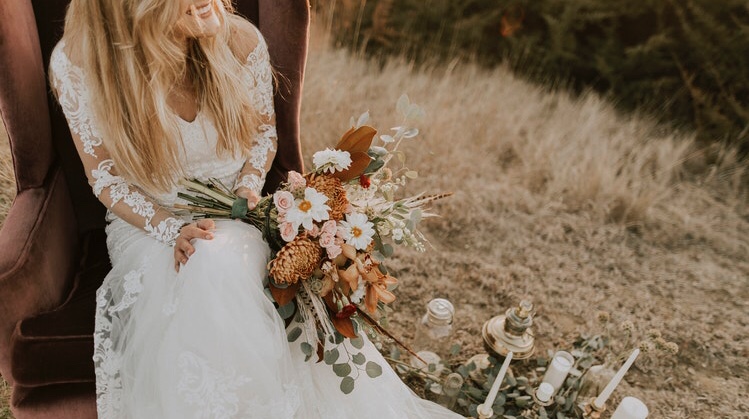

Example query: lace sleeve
[233,27,278,195]
[50,42,186,246]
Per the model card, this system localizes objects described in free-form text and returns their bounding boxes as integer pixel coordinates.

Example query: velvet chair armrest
[0,165,78,385]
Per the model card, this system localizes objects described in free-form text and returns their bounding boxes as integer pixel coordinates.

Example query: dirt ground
[1,16,747,419]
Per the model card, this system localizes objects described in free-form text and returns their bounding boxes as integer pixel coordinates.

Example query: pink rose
[326,244,342,259]
[318,232,335,248]
[273,190,295,213]
[287,171,306,191]
[321,220,337,236]
[279,221,297,242]
[307,224,321,238]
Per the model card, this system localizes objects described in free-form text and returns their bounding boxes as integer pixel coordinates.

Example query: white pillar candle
[593,349,640,409]
[611,397,649,419]
[479,351,513,413]
[535,382,554,403]
[541,351,574,391]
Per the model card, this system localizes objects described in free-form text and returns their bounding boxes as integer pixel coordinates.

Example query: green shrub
[317,0,749,151]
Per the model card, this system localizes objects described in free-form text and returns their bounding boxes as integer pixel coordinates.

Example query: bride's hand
[174,219,216,272]
[235,187,261,210]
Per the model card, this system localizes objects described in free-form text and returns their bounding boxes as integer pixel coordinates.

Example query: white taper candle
[482,351,513,408]
[593,349,640,409]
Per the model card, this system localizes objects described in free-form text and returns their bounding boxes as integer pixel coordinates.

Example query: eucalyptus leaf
[324,349,339,365]
[407,105,424,120]
[334,332,345,345]
[368,146,388,157]
[379,134,395,144]
[340,376,355,394]
[396,94,410,116]
[564,394,574,410]
[277,301,295,320]
[287,327,302,342]
[382,244,394,258]
[356,111,370,128]
[365,361,383,378]
[269,277,290,289]
[350,336,364,349]
[300,342,313,356]
[365,158,385,174]
[402,128,419,138]
[352,353,366,365]
[450,343,461,356]
[263,287,275,303]
[333,363,352,377]
[467,387,484,399]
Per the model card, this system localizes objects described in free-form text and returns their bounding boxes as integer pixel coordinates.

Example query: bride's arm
[233,27,278,208]
[49,47,194,248]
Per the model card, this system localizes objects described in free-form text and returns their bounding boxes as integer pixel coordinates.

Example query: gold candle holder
[482,300,535,359]
[580,397,607,419]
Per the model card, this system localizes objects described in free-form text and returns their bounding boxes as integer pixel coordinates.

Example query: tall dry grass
[302,19,748,418]
[0,16,747,418]
[0,122,13,220]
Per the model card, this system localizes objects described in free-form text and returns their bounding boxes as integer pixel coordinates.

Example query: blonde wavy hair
[57,0,264,193]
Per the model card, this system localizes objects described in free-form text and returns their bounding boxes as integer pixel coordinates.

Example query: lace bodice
[49,26,277,246]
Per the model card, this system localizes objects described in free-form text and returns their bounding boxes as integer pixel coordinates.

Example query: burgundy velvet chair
[0,1,309,417]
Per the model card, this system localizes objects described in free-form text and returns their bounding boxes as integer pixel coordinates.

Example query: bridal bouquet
[176,96,449,393]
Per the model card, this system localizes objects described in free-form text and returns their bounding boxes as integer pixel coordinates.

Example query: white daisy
[338,212,375,250]
[285,187,331,231]
[312,148,352,174]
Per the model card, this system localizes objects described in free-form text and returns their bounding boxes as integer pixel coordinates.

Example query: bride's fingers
[180,225,214,241]
[177,239,195,258]
[196,218,216,231]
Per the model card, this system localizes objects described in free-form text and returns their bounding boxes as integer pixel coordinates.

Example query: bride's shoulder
[49,38,84,81]
[227,16,264,62]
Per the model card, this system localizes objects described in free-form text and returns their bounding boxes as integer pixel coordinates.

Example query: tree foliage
[317,0,749,151]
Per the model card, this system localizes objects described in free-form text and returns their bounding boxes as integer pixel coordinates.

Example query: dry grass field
[1,18,748,418]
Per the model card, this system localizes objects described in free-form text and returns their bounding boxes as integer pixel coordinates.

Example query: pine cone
[268,235,323,285]
[306,173,349,221]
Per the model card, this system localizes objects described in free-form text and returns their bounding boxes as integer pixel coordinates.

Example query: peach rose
[307,224,321,238]
[318,232,335,248]
[279,221,297,242]
[325,244,342,259]
[321,220,337,236]
[287,171,306,192]
[273,190,295,213]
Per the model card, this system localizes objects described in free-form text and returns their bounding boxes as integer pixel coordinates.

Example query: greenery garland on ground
[316,0,749,152]
[385,312,678,418]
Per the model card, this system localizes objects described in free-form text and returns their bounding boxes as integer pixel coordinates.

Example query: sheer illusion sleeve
[50,43,186,246]
[233,28,278,196]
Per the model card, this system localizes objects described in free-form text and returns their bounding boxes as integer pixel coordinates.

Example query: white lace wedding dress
[50,26,462,419]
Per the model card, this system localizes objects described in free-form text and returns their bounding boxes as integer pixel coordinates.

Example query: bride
[49,0,463,418]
